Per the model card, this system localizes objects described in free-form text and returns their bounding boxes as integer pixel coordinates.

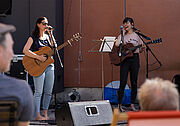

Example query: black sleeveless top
[30,35,51,52]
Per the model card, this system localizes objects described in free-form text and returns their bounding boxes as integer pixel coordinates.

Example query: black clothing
[118,53,140,104]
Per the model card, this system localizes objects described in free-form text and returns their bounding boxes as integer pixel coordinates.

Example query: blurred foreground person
[138,77,179,111]
[0,23,37,126]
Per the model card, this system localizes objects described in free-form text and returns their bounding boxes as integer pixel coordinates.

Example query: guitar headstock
[72,33,82,42]
[147,38,162,44]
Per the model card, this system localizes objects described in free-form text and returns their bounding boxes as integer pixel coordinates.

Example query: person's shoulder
[133,32,139,36]
[28,35,33,39]
[132,31,136,35]
[27,35,34,42]
[30,35,39,41]
[3,75,29,87]
[0,75,31,96]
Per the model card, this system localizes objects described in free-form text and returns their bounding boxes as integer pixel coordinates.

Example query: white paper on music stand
[99,36,116,52]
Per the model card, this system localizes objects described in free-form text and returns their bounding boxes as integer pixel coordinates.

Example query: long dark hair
[32,17,47,38]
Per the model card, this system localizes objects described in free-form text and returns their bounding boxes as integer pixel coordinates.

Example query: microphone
[120,25,123,34]
[131,26,140,32]
[46,25,53,30]
[119,26,123,57]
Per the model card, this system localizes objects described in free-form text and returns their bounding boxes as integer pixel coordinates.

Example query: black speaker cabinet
[55,100,113,126]
[5,55,34,92]
[5,55,26,80]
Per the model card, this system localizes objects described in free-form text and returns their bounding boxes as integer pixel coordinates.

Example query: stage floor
[29,104,139,126]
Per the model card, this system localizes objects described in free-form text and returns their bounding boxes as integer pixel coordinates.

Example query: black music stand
[89,36,116,99]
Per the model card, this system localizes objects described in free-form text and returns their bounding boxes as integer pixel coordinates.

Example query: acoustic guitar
[22,33,82,76]
[109,38,162,66]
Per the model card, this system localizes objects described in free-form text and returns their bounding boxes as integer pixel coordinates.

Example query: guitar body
[109,38,162,66]
[109,43,135,66]
[22,46,54,77]
[22,33,82,76]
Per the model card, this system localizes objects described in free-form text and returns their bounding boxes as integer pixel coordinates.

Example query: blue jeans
[33,64,54,112]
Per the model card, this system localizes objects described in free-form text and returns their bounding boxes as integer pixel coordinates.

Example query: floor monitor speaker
[55,100,113,126]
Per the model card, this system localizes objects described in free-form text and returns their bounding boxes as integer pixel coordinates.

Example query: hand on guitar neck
[139,46,146,53]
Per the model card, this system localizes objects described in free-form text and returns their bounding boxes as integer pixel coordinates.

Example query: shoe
[118,104,126,112]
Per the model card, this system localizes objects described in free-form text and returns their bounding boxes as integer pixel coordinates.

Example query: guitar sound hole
[43,54,48,61]
[34,59,40,65]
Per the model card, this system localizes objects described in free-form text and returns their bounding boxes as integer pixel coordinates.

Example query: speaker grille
[69,100,113,126]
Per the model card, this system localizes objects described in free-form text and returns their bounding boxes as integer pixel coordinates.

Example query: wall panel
[64,0,180,87]
[64,0,124,87]
[126,0,180,85]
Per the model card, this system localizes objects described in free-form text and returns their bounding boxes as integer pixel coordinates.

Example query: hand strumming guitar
[37,54,47,62]
[139,46,146,53]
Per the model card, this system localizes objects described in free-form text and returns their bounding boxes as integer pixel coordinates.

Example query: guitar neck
[47,40,72,57]
[57,37,75,51]
[129,38,162,51]
[57,41,70,51]
[48,33,81,56]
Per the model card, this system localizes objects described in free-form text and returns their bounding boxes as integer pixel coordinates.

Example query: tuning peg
[67,40,72,46]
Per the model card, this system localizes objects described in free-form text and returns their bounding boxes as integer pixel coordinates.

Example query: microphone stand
[119,26,124,59]
[136,31,162,78]
[48,30,64,108]
[49,31,64,68]
[119,26,124,103]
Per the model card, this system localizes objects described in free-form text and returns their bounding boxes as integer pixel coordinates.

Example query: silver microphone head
[46,25,53,30]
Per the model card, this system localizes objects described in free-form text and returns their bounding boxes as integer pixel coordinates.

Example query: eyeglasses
[41,22,48,26]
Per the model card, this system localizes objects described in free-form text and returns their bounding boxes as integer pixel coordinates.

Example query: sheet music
[99,36,116,52]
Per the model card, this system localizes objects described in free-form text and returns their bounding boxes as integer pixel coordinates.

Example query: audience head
[0,23,15,72]
[138,77,179,111]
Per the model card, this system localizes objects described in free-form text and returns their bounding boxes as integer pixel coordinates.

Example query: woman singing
[115,17,144,112]
[23,17,55,120]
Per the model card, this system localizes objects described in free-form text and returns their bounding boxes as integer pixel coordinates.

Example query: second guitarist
[23,17,55,121]
[114,17,145,112]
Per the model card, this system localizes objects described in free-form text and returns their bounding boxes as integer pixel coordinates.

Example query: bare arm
[115,35,121,47]
[23,37,46,62]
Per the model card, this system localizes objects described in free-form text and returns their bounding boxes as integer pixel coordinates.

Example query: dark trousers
[118,53,140,104]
